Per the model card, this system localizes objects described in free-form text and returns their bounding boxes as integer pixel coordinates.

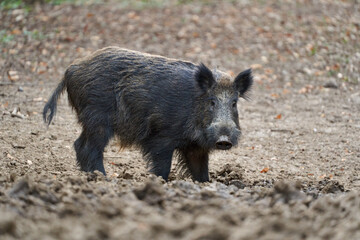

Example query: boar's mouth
[215,135,233,150]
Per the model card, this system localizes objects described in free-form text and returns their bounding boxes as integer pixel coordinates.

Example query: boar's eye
[209,97,217,109]
[232,100,237,108]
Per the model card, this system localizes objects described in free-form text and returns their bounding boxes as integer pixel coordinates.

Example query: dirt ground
[1,0,360,239]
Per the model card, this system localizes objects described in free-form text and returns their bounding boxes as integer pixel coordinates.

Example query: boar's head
[194,63,253,150]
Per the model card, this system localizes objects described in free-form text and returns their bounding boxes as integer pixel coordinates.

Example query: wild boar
[43,47,253,182]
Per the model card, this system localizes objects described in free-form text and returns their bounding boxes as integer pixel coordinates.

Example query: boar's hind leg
[74,127,113,175]
[178,145,209,182]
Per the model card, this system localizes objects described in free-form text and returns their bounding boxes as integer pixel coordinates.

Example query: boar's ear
[196,63,215,92]
[234,68,253,98]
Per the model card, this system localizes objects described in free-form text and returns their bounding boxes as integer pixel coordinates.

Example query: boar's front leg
[142,139,175,181]
[178,145,209,182]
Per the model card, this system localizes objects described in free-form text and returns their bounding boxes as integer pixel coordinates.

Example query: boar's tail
[43,78,66,126]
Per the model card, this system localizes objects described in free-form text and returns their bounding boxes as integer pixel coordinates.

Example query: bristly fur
[43,46,253,182]
[195,63,215,92]
[43,77,66,125]
[175,149,192,178]
[235,68,253,100]
[175,145,210,182]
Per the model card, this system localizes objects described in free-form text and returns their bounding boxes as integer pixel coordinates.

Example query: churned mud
[1,1,359,239]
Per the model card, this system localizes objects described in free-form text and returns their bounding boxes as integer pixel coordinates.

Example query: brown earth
[1,1,360,239]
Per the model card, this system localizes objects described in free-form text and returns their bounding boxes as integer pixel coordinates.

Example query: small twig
[270,129,294,134]
[0,82,13,86]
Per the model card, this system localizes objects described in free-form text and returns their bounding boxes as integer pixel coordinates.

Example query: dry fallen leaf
[315,71,324,76]
[192,32,199,38]
[9,49,18,54]
[250,63,262,70]
[282,89,290,95]
[210,43,217,49]
[271,93,280,99]
[298,85,315,94]
[231,48,239,54]
[111,173,119,178]
[127,11,137,19]
[39,62,48,67]
[11,29,21,35]
[63,37,74,42]
[264,68,274,74]
[7,71,19,81]
[40,15,49,22]
[332,64,340,71]
[298,87,307,94]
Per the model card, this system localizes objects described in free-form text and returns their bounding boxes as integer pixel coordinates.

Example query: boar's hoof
[216,136,232,150]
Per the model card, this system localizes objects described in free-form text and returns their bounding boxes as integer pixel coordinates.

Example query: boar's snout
[207,122,241,150]
[216,135,233,150]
